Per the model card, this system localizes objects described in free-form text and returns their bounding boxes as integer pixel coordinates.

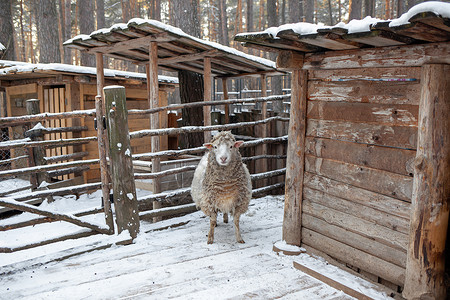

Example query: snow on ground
[0,181,392,299]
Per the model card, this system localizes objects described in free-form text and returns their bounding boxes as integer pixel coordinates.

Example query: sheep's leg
[223,213,228,223]
[207,212,217,244]
[233,213,245,243]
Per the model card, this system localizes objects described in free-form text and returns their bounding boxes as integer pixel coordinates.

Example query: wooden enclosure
[237,6,450,299]
[0,61,177,183]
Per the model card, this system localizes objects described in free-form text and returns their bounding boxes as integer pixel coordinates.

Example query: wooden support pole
[95,96,114,234]
[403,64,449,300]
[104,86,139,238]
[203,57,212,143]
[147,41,162,221]
[260,74,268,178]
[96,52,105,96]
[26,99,47,189]
[283,69,307,246]
[222,78,230,124]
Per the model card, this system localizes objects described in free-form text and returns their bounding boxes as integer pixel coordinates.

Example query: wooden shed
[0,60,178,183]
[236,3,449,299]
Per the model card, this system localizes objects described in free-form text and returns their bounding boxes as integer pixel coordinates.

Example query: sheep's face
[204,137,244,167]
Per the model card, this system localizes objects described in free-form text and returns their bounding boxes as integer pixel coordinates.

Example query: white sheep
[191,131,252,244]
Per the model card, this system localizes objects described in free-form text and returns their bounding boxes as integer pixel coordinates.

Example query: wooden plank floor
[0,197,363,299]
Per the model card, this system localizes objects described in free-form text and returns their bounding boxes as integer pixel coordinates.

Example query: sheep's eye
[230,146,233,149]
[214,146,217,149]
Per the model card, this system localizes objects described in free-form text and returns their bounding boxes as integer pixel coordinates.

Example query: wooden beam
[87,32,177,54]
[276,51,304,71]
[222,78,229,124]
[203,57,212,143]
[403,64,449,300]
[158,49,219,65]
[283,69,307,246]
[148,41,162,221]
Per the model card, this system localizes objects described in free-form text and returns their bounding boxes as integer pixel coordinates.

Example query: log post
[203,57,212,143]
[255,75,268,187]
[147,41,162,222]
[95,96,114,234]
[403,64,449,300]
[283,68,307,246]
[26,99,47,189]
[222,78,230,124]
[104,86,139,238]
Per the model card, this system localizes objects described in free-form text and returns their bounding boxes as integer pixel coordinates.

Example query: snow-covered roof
[0,42,5,52]
[0,60,178,84]
[235,2,450,52]
[63,19,282,77]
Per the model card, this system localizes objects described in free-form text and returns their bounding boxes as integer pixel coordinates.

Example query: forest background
[0,0,433,68]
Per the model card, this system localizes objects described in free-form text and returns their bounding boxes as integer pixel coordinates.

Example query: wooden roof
[63,19,282,78]
[0,60,178,86]
[235,8,450,54]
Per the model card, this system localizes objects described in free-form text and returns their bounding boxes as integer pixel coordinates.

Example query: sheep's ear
[234,141,244,148]
[204,143,213,149]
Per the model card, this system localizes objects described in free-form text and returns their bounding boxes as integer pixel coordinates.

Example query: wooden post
[403,64,449,300]
[222,78,230,124]
[147,41,162,221]
[255,74,268,187]
[282,69,307,246]
[203,57,212,143]
[104,86,139,238]
[95,96,114,234]
[26,99,47,189]
[96,53,105,96]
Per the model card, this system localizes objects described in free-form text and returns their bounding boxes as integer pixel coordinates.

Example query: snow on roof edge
[64,19,276,70]
[0,60,178,84]
[0,43,5,51]
[236,1,450,38]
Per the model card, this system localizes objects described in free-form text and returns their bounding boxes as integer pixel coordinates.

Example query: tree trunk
[247,0,254,32]
[0,0,16,60]
[96,0,106,28]
[19,0,26,61]
[78,0,95,67]
[64,0,72,63]
[349,0,362,21]
[218,0,229,46]
[304,0,314,23]
[36,0,60,63]
[363,0,375,17]
[327,0,334,25]
[122,0,132,21]
[288,0,302,23]
[172,0,204,148]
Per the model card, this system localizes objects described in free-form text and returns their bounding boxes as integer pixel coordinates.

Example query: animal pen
[236,5,450,299]
[0,22,287,254]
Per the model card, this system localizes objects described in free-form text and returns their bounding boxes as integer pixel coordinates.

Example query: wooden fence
[0,87,291,252]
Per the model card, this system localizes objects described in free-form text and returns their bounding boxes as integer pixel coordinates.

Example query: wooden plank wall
[301,66,421,288]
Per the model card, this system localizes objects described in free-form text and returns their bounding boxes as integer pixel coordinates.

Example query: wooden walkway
[0,197,385,299]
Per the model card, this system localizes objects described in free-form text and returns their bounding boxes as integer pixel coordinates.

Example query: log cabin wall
[300,63,420,289]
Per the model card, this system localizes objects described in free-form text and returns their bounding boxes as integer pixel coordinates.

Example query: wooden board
[303,42,450,70]
[302,213,407,268]
[303,172,411,220]
[308,66,421,82]
[305,155,413,202]
[302,199,408,252]
[305,137,416,176]
[307,101,418,127]
[301,227,405,286]
[306,119,417,150]
[303,186,410,234]
[308,80,421,105]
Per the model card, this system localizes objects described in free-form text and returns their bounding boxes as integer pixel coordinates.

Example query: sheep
[191,131,252,244]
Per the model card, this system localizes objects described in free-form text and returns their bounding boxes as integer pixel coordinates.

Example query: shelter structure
[236,2,449,299]
[0,60,178,183]
[63,19,281,204]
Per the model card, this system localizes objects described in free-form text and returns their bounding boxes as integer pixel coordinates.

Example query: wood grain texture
[403,64,450,299]
[305,137,416,176]
[305,155,413,202]
[283,69,307,246]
